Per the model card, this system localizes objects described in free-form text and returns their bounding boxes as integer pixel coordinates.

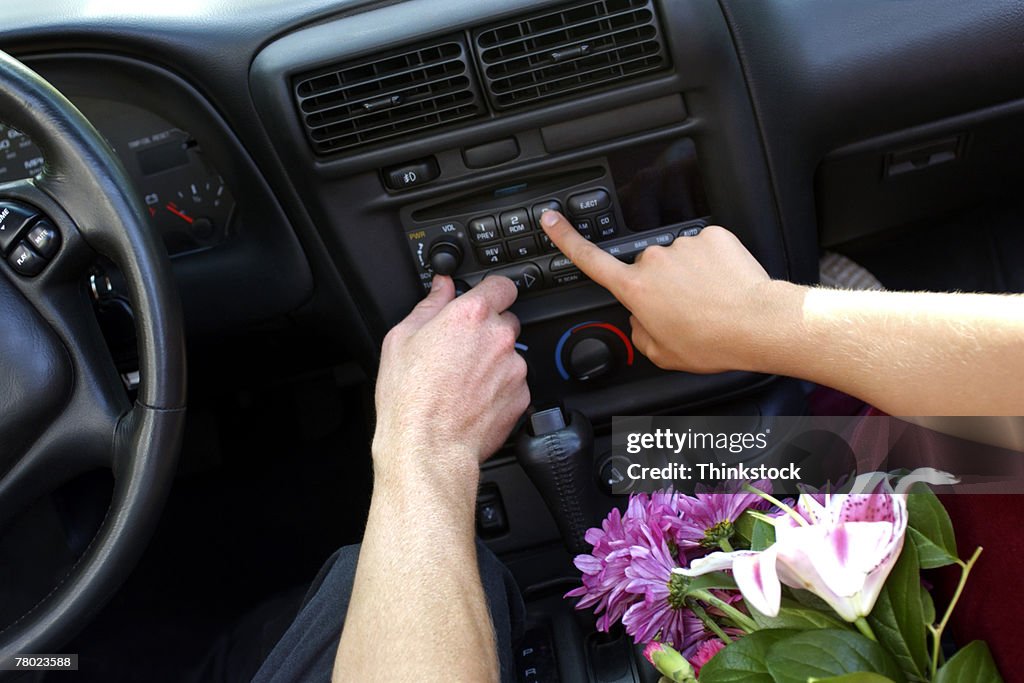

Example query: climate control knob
[428,240,462,276]
[568,337,614,381]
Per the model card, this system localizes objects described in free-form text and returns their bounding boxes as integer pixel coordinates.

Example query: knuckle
[458,295,490,322]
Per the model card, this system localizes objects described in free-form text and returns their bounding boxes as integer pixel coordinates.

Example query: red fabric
[935,495,1023,683]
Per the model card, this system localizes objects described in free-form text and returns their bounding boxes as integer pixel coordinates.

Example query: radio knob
[428,240,462,276]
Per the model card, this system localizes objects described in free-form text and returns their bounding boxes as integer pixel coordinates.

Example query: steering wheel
[0,51,186,655]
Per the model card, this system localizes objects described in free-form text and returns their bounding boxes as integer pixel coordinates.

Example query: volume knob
[428,241,462,276]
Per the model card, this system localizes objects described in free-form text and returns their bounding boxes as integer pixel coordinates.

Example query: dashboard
[1,103,234,256]
[1,0,1023,419]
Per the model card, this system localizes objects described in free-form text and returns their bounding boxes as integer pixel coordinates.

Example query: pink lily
[674,492,908,623]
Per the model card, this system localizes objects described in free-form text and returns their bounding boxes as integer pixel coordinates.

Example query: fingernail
[541,211,559,228]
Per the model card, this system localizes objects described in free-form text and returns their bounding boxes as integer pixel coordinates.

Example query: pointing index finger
[539,210,629,293]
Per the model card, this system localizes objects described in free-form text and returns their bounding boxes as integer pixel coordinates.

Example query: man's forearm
[745,282,1024,416]
[333,452,498,682]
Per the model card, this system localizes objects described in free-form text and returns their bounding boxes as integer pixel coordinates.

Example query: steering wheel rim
[0,50,186,656]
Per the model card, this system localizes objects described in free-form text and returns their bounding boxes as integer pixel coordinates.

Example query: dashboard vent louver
[474,0,669,110]
[294,38,485,156]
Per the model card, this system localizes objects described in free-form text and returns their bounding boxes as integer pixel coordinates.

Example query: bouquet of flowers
[566,471,1003,683]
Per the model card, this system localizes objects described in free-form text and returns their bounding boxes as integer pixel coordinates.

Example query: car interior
[1,0,1023,681]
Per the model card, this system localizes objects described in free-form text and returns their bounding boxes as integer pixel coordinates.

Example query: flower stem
[687,600,733,644]
[742,484,808,527]
[854,617,877,642]
[928,546,983,679]
[718,538,735,553]
[691,589,758,634]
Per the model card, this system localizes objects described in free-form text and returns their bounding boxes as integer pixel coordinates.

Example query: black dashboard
[2,0,1024,418]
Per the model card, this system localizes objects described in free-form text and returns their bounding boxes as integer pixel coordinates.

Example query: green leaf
[685,571,738,594]
[735,509,757,545]
[789,588,832,612]
[764,630,906,683]
[934,641,1004,683]
[866,543,929,682]
[919,584,935,626]
[905,483,959,569]
[698,629,797,683]
[810,674,899,683]
[750,601,850,631]
[750,517,776,552]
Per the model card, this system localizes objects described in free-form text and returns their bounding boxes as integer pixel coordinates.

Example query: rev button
[0,201,40,254]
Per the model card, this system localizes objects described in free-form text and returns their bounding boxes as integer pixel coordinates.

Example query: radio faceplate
[401,163,706,296]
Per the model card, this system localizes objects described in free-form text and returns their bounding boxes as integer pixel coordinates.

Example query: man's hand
[373,274,530,491]
[539,211,775,373]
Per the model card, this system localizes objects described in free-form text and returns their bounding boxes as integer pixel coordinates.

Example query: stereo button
[567,189,610,216]
[500,209,531,237]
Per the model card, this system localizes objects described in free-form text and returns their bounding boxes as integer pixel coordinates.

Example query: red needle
[165,202,194,224]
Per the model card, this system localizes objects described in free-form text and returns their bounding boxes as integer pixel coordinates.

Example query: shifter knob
[428,240,462,276]
[514,408,600,556]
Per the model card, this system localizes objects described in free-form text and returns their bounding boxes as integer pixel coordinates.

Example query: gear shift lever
[514,407,600,556]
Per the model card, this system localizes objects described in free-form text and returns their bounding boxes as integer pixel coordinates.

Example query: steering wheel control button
[550,255,574,271]
[383,157,439,191]
[532,200,563,225]
[489,263,542,291]
[8,241,45,277]
[469,216,499,244]
[508,236,538,259]
[499,209,531,236]
[596,213,618,237]
[477,243,508,266]
[567,189,610,216]
[26,221,60,259]
[0,201,40,254]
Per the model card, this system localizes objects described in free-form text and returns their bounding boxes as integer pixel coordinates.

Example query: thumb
[403,275,456,328]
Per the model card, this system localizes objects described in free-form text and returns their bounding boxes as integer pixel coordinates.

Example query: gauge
[0,123,44,183]
[0,100,236,256]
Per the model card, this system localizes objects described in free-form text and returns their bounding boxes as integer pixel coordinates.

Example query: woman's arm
[539,212,1024,416]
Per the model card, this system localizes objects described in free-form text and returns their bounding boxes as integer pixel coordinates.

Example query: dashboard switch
[568,337,614,382]
[8,241,45,277]
[489,263,542,292]
[428,240,462,275]
[566,189,610,216]
[383,157,439,191]
[477,243,507,266]
[532,200,563,225]
[26,221,60,259]
[0,201,39,254]
[469,216,499,244]
[500,209,530,236]
[508,236,538,259]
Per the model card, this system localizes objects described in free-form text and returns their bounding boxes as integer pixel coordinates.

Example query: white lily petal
[673,550,761,577]
[894,468,960,494]
[732,546,781,618]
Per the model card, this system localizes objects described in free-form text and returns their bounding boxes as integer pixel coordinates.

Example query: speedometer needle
[166,202,194,224]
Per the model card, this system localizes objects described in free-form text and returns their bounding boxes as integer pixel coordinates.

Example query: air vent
[294,38,486,156]
[474,0,669,110]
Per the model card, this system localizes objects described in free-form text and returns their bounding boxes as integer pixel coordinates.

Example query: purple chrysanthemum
[622,524,705,651]
[565,507,642,631]
[674,479,771,551]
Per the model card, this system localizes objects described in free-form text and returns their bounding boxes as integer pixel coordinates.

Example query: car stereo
[401,155,707,295]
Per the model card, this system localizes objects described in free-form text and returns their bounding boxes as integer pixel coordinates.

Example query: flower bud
[643,642,697,683]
